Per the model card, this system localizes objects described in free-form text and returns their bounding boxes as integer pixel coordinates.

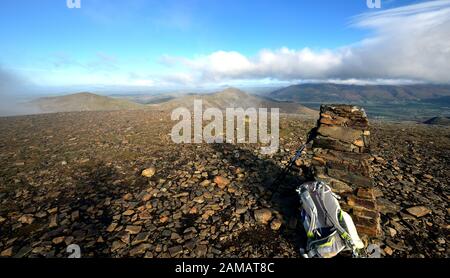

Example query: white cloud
[159,0,450,85]
[340,0,450,82]
[16,0,449,88]
[160,72,196,85]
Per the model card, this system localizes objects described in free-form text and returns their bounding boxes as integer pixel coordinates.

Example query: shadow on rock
[44,161,126,257]
[210,143,312,255]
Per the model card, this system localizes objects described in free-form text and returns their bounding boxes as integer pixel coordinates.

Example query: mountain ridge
[269,84,450,103]
[152,87,317,116]
[30,92,144,113]
[423,116,450,126]
[28,88,317,117]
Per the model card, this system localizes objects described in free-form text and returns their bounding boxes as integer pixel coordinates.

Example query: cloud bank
[160,0,450,85]
[0,66,26,94]
[0,66,42,116]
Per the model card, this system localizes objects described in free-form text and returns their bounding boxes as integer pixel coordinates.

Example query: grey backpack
[297,181,365,258]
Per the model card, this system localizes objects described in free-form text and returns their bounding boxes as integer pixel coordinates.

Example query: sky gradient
[1,0,450,91]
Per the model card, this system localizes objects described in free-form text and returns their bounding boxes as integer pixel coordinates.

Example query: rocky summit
[0,109,448,258]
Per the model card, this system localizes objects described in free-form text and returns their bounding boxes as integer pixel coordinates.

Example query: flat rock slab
[406,206,432,217]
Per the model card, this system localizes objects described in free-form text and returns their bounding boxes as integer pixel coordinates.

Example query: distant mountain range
[152,88,316,116]
[269,84,450,104]
[23,85,450,121]
[28,88,317,117]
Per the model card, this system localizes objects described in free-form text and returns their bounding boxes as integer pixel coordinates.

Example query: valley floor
[0,110,448,258]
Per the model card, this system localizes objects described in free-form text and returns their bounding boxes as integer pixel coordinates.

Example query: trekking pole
[275,143,307,182]
[271,127,318,187]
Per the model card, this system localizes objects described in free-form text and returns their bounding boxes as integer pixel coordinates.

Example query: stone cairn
[310,104,381,239]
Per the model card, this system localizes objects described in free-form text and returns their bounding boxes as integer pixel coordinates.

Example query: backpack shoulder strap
[317,182,363,250]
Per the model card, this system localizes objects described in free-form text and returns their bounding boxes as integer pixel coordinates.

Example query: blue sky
[1,0,449,89]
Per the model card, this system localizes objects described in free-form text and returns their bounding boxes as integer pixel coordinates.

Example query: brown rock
[123,193,133,201]
[353,138,365,147]
[235,206,248,215]
[384,246,393,256]
[52,236,65,245]
[327,168,373,188]
[270,219,282,231]
[119,232,131,244]
[193,196,205,204]
[71,210,80,221]
[353,216,381,237]
[406,206,432,217]
[312,156,326,166]
[355,224,380,238]
[106,222,118,233]
[49,214,58,228]
[317,125,363,144]
[141,167,156,178]
[142,193,152,202]
[125,225,142,235]
[320,105,369,129]
[132,232,150,246]
[319,114,348,126]
[160,215,169,223]
[168,245,183,257]
[388,227,397,237]
[316,174,353,193]
[353,207,379,219]
[201,210,214,220]
[189,207,198,214]
[194,245,208,257]
[313,136,356,152]
[18,214,34,225]
[373,156,385,164]
[347,196,376,211]
[214,176,230,189]
[373,188,384,198]
[111,241,126,252]
[122,209,135,216]
[129,244,151,256]
[0,247,13,257]
[48,207,58,214]
[200,180,211,187]
[357,188,375,199]
[254,209,273,224]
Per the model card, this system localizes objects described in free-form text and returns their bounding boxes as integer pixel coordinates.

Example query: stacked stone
[310,104,381,238]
